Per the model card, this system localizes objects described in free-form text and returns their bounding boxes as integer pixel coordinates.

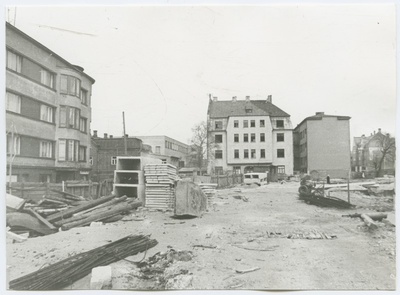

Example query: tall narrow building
[293,112,351,178]
[6,22,95,182]
[207,95,293,181]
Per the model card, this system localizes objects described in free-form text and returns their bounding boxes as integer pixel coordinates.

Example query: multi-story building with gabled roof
[207,95,293,181]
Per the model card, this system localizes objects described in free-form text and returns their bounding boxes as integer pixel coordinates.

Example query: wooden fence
[6,179,114,201]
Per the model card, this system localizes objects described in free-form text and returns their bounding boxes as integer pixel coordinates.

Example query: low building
[6,22,95,183]
[90,131,151,181]
[135,135,189,168]
[351,129,395,177]
[293,112,351,178]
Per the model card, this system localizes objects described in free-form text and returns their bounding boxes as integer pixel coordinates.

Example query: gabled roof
[208,99,290,118]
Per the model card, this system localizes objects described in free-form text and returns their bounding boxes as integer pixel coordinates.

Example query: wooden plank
[6,194,26,211]
[25,208,57,230]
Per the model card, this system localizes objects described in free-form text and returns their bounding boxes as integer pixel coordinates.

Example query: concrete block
[90,266,112,290]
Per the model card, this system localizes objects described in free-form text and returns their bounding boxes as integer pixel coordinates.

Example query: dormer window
[245,108,253,113]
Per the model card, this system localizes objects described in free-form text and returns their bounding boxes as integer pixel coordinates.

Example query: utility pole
[122,111,127,155]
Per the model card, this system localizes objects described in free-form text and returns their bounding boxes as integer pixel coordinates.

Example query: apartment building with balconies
[207,95,293,181]
[6,22,95,182]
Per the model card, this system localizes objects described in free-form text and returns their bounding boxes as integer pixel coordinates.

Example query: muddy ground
[6,182,396,291]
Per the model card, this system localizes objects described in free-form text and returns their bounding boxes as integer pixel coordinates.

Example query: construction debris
[6,212,57,236]
[9,235,158,290]
[90,266,112,290]
[144,164,178,210]
[298,185,354,209]
[235,267,260,274]
[342,213,388,221]
[198,183,217,207]
[6,194,26,212]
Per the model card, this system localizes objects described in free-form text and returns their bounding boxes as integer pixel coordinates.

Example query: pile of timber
[342,212,388,230]
[9,234,158,290]
[198,183,217,207]
[144,164,178,209]
[46,195,142,231]
[299,193,354,209]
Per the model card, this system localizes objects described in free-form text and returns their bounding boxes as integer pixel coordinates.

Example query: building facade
[207,95,294,180]
[90,131,152,181]
[6,22,95,183]
[135,135,189,168]
[351,129,395,177]
[293,112,351,178]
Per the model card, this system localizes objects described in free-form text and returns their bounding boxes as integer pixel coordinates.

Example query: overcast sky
[4,4,396,144]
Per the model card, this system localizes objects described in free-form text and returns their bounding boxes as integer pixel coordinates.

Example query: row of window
[165,140,188,153]
[215,133,285,143]
[6,91,88,133]
[215,148,285,159]
[6,134,87,162]
[214,119,285,130]
[7,49,89,105]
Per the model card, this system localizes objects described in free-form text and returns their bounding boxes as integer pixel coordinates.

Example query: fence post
[21,182,24,199]
[45,182,50,197]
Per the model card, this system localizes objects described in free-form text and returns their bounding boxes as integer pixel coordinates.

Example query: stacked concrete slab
[144,164,178,209]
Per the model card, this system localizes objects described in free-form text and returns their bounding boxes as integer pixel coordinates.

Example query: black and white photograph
[3,1,397,293]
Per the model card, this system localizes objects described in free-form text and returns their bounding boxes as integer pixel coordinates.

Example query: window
[155,146,161,154]
[276,120,284,128]
[260,149,265,158]
[60,75,81,97]
[40,105,54,123]
[40,141,53,158]
[7,50,22,72]
[80,117,87,133]
[6,92,21,113]
[81,89,88,105]
[60,106,81,129]
[215,121,223,129]
[251,149,256,159]
[245,108,253,113]
[215,134,223,143]
[243,120,248,128]
[79,146,86,162]
[59,139,79,162]
[244,134,249,142]
[215,150,223,159]
[111,156,117,165]
[58,139,66,161]
[162,159,167,164]
[250,120,255,127]
[277,133,285,142]
[233,166,241,174]
[260,133,265,142]
[89,156,93,165]
[234,149,239,159]
[251,133,256,142]
[278,166,285,174]
[39,174,51,183]
[260,120,265,127]
[244,149,249,159]
[234,120,239,128]
[234,134,239,143]
[277,149,285,158]
[7,134,20,155]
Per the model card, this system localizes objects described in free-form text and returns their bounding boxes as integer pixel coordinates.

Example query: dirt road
[6,182,396,290]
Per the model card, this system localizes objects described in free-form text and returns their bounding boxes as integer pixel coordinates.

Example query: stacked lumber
[198,183,217,207]
[9,235,158,290]
[144,164,178,209]
[46,195,142,231]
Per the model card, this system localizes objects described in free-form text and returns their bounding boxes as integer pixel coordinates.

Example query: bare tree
[190,121,215,171]
[373,133,396,177]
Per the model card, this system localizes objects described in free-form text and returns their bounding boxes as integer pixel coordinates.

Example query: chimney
[362,134,365,138]
[93,130,98,138]
[213,96,218,102]
[378,128,381,133]
[209,93,212,100]
[104,133,108,139]
[315,112,325,116]
[125,134,129,138]
[232,96,237,102]
[109,135,113,139]
[267,95,272,103]
[245,96,250,101]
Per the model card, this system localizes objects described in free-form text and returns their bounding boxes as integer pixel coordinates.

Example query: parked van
[243,172,268,185]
